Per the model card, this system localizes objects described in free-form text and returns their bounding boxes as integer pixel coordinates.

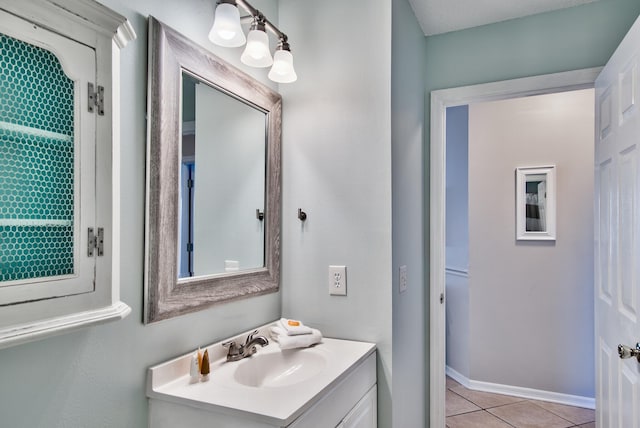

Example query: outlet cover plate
[329,265,347,296]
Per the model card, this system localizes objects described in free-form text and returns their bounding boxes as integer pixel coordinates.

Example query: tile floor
[446,376,595,428]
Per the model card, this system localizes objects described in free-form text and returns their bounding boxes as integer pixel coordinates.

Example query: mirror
[144,17,281,323]
[179,74,266,278]
[516,166,556,241]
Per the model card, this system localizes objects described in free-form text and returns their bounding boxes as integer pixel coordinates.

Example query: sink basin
[233,350,326,388]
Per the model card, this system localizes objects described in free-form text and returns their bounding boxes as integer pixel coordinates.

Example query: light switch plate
[399,265,408,293]
[329,265,347,296]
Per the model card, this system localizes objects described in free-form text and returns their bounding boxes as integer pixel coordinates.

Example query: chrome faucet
[223,330,269,362]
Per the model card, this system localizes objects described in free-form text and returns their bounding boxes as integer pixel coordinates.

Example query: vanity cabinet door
[338,385,377,428]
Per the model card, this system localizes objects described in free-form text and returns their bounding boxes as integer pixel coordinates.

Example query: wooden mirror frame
[144,17,281,323]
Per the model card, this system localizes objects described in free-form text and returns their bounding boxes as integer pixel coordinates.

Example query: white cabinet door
[339,385,377,428]
[0,9,96,305]
[594,15,640,428]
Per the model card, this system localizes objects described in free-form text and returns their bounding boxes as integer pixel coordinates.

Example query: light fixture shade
[268,49,297,83]
[241,29,273,67]
[208,3,246,47]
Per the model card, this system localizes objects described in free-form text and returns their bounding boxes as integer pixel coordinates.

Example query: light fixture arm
[233,0,289,43]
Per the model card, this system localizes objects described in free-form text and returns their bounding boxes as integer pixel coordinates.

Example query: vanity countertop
[146,325,376,426]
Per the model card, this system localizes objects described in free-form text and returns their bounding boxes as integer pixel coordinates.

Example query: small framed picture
[516,165,556,241]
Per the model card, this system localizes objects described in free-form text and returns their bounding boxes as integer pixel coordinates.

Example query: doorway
[444,89,596,425]
[429,67,601,427]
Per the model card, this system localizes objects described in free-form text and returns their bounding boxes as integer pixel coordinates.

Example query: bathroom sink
[147,324,376,426]
[233,349,326,388]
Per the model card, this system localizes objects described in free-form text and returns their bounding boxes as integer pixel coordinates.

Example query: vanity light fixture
[268,40,297,83]
[209,0,297,83]
[208,0,246,47]
[241,16,272,68]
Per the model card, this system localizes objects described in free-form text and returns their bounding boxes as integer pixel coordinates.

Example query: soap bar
[279,318,313,336]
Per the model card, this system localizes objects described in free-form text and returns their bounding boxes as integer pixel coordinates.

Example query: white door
[594,15,640,428]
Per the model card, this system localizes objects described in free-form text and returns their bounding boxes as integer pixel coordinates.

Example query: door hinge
[187,178,194,189]
[440,293,444,304]
[186,242,193,253]
[88,227,104,257]
[88,82,105,116]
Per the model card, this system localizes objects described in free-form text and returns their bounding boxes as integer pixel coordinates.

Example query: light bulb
[241,26,273,68]
[268,49,297,83]
[208,3,246,47]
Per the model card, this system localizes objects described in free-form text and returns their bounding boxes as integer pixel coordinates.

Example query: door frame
[429,67,602,427]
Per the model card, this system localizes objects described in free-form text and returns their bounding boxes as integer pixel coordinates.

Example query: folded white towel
[279,318,313,336]
[270,326,322,350]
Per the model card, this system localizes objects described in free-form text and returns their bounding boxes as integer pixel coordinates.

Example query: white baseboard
[445,365,595,410]
[446,365,471,388]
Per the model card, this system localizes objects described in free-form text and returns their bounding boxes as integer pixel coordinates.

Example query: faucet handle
[244,330,259,346]
[223,340,241,355]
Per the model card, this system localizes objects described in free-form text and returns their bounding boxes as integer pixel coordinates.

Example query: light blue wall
[445,105,468,271]
[0,1,281,426]
[278,1,393,425]
[425,0,640,93]
[444,105,469,379]
[391,0,427,426]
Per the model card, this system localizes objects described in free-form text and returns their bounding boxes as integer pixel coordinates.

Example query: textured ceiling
[408,0,599,36]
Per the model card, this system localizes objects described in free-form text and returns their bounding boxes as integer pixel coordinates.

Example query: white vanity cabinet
[147,327,377,428]
[0,0,135,349]
[336,386,377,428]
[285,354,377,428]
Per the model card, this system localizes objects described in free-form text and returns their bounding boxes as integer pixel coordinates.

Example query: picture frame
[516,165,556,241]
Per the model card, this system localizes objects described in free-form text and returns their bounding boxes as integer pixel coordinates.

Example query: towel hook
[298,208,307,221]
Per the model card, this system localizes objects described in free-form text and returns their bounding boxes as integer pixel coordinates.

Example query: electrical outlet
[399,265,408,293]
[329,265,347,296]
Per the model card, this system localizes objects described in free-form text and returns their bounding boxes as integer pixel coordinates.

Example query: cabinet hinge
[88,227,104,257]
[88,82,105,116]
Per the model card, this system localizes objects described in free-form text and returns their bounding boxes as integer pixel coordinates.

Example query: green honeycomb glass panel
[0,32,75,282]
[0,226,74,282]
